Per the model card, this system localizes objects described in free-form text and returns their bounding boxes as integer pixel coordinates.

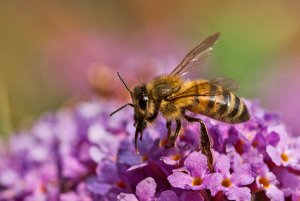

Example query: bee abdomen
[188,91,249,124]
[224,93,249,123]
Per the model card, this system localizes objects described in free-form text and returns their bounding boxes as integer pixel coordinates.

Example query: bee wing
[168,77,238,100]
[170,32,221,76]
[209,77,239,92]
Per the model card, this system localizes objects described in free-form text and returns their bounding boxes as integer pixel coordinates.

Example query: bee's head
[131,84,150,153]
[110,73,150,123]
[132,84,149,123]
[110,73,149,153]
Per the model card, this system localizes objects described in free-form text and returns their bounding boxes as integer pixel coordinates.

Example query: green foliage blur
[0,1,299,136]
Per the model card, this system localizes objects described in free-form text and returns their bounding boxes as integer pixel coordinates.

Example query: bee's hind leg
[183,114,214,171]
[165,120,181,148]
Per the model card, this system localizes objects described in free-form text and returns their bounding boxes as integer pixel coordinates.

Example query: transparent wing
[208,77,239,92]
[170,32,221,76]
[168,77,238,100]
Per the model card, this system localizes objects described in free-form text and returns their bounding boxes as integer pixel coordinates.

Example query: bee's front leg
[165,120,181,148]
[183,114,213,171]
[166,121,172,139]
[169,120,181,147]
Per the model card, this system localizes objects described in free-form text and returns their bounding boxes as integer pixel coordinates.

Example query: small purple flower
[266,125,300,170]
[160,147,188,166]
[117,130,163,171]
[255,163,284,201]
[168,151,209,190]
[206,153,253,201]
[87,158,131,199]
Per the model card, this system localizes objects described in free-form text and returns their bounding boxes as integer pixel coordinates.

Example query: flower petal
[292,191,300,201]
[86,180,111,195]
[167,171,193,189]
[184,151,207,177]
[117,193,139,201]
[266,186,284,201]
[225,186,251,201]
[96,161,118,183]
[118,149,142,166]
[231,164,254,186]
[267,131,280,146]
[214,154,230,176]
[136,177,156,201]
[157,190,179,201]
[272,167,300,195]
[266,145,281,166]
[180,191,204,201]
[202,173,223,196]
[127,162,148,171]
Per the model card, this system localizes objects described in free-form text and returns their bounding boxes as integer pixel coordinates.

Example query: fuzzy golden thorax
[131,75,183,122]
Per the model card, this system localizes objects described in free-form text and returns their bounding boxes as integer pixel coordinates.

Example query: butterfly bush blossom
[0,99,300,201]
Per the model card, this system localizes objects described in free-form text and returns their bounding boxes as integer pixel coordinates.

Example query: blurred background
[0,1,299,136]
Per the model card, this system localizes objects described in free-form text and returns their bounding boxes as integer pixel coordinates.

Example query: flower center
[116,181,127,189]
[159,138,168,147]
[142,155,148,162]
[221,178,232,188]
[235,139,244,154]
[112,155,117,161]
[259,177,270,188]
[38,184,47,193]
[252,140,259,148]
[281,153,289,162]
[171,153,182,161]
[192,177,203,186]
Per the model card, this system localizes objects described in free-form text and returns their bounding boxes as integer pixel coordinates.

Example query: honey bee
[110,32,250,169]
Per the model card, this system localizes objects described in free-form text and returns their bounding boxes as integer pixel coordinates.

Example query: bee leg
[166,121,172,138]
[164,121,172,148]
[134,128,140,154]
[183,114,213,171]
[168,119,181,147]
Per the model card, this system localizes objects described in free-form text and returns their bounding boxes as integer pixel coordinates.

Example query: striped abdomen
[187,85,250,124]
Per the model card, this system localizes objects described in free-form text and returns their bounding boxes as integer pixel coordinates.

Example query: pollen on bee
[281,152,289,162]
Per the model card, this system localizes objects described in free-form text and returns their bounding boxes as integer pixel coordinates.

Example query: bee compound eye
[138,94,148,110]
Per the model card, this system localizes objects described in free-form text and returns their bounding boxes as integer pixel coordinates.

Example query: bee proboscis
[110,32,250,170]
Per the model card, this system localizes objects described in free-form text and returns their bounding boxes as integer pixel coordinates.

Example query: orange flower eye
[221,178,232,188]
[281,153,289,162]
[259,177,270,189]
[192,177,203,186]
[171,153,181,161]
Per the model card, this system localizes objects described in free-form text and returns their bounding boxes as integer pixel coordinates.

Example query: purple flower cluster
[0,99,300,201]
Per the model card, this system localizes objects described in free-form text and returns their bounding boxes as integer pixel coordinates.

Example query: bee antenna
[117,72,132,95]
[110,103,134,117]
